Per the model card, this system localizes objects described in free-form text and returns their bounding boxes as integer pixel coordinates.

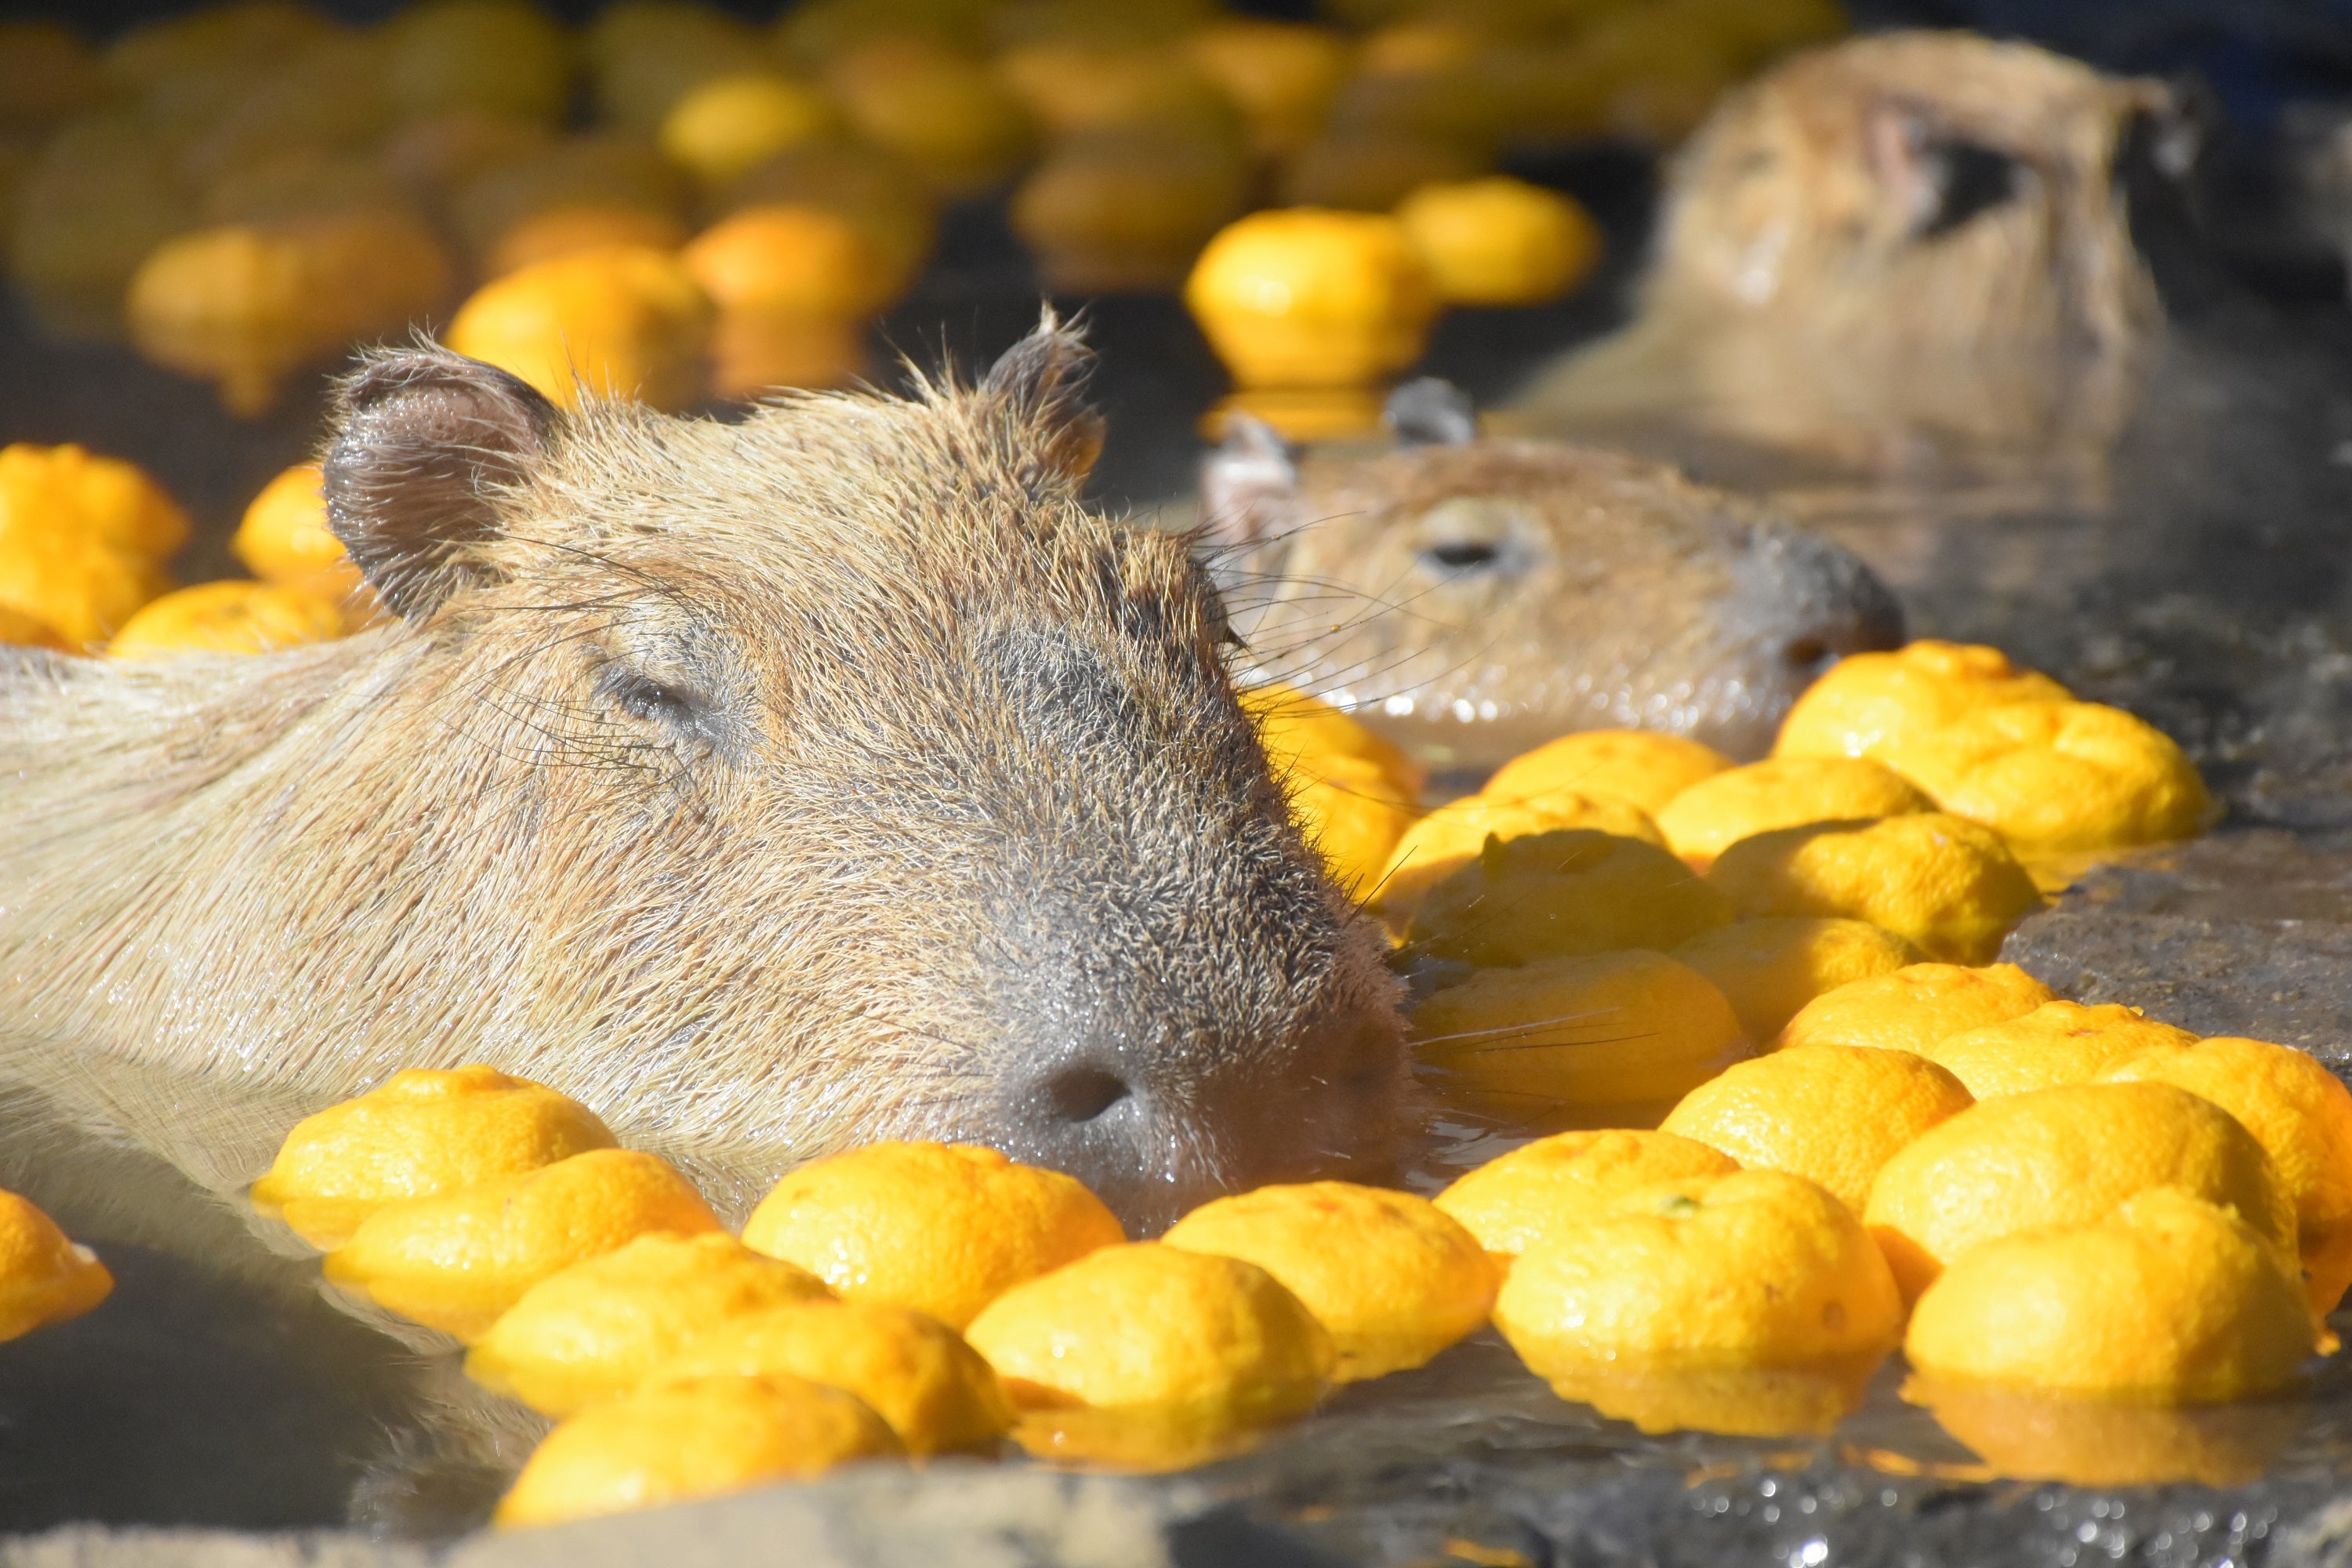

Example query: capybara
[0,321,1410,1232]
[1202,379,1904,771]
[1510,32,2183,476]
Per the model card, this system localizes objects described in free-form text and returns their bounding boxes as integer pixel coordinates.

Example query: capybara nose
[993,1009,1412,1236]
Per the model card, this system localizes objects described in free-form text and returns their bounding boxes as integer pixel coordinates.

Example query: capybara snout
[0,319,1410,1231]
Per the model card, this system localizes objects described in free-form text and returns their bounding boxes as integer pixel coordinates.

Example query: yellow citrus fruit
[1658,1044,1973,1216]
[1406,829,1730,969]
[447,244,713,411]
[1905,1379,2302,1487]
[2100,1036,2352,1316]
[0,439,186,648]
[1864,1082,2296,1301]
[1161,1181,1496,1382]
[1655,757,1935,870]
[0,520,170,649]
[1413,950,1750,1123]
[1779,961,2056,1054]
[1184,208,1439,390]
[0,604,67,650]
[1186,19,1348,158]
[681,203,898,320]
[0,1189,113,1342]
[1481,728,1732,817]
[741,1142,1124,1330]
[1705,814,2044,964]
[964,1242,1333,1423]
[1878,700,2212,852]
[1905,1189,2312,1403]
[0,441,188,560]
[645,1298,1011,1456]
[1922,1000,2198,1100]
[1287,749,1419,899]
[252,1065,617,1249]
[658,73,836,191]
[823,39,1033,200]
[106,579,346,659]
[1670,917,1924,1044]
[1774,640,2071,761]
[1375,792,1666,920]
[230,463,361,601]
[1240,683,1425,895]
[1434,1129,1740,1261]
[494,1373,903,1528]
[1394,176,1602,307]
[1494,1171,1902,1398]
[325,1149,721,1341]
[1241,682,1424,798]
[466,1233,836,1417]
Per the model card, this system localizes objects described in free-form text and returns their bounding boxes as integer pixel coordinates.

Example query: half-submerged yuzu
[494,1373,903,1526]
[1413,950,1749,1124]
[1864,1082,2295,1301]
[252,1064,618,1248]
[1406,829,1729,968]
[106,579,345,659]
[1773,640,2069,761]
[646,1298,1011,1455]
[1375,793,1664,920]
[1654,756,1933,870]
[741,1142,1123,1330]
[1494,1171,1901,1431]
[466,1232,835,1417]
[1905,1189,2312,1403]
[1878,700,2211,853]
[1433,1128,1739,1261]
[1778,961,2054,1054]
[1671,917,1923,1044]
[1479,728,1730,817]
[325,1149,720,1340]
[0,1189,112,1341]
[964,1242,1333,1424]
[1922,1000,2197,1100]
[1659,1045,1973,1216]
[1162,1181,1496,1381]
[1705,814,2042,964]
[2100,1036,2352,1316]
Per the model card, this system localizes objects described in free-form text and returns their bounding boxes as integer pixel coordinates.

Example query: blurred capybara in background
[1202,380,1905,773]
[1511,31,2186,475]
[0,320,1410,1232]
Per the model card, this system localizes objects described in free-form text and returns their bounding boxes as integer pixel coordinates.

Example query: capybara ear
[1196,412,1295,550]
[1385,378,1477,447]
[982,309,1105,486]
[322,345,557,622]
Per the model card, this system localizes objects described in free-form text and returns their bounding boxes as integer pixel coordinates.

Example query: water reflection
[1900,1377,2308,1489]
[1536,1359,1880,1439]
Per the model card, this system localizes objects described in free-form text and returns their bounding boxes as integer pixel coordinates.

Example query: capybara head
[0,322,1410,1231]
[1514,31,2188,466]
[1200,382,1904,771]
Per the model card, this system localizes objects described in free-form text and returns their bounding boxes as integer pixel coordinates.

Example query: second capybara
[1200,380,1904,771]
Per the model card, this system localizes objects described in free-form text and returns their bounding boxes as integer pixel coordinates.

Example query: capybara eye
[599,665,713,739]
[1916,139,2023,238]
[1422,540,1503,573]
